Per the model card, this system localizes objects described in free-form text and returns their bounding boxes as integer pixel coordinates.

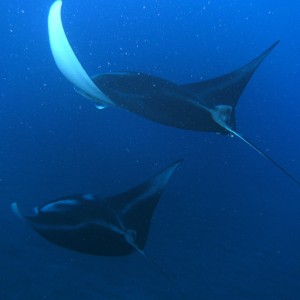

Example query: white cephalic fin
[11,203,25,220]
[48,1,113,106]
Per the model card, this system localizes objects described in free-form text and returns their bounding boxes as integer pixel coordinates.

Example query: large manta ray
[12,160,184,298]
[48,1,299,186]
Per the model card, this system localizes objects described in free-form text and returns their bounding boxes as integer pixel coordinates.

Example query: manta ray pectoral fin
[48,1,112,106]
[109,159,183,251]
[183,41,279,109]
[184,41,279,131]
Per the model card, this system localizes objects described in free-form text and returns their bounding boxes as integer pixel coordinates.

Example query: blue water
[1,0,300,299]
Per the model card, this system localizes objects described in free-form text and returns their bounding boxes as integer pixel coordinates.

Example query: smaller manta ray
[48,1,300,186]
[11,160,184,298]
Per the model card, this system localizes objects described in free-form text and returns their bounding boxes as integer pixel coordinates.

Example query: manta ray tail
[183,41,279,131]
[226,127,300,186]
[135,248,186,299]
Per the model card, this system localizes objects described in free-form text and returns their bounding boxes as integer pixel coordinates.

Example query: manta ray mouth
[48,0,112,106]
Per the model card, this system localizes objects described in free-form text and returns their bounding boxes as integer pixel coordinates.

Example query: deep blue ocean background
[1,0,300,299]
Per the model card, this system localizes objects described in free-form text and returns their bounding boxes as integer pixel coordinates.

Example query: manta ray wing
[108,159,183,250]
[182,41,279,130]
[48,0,112,106]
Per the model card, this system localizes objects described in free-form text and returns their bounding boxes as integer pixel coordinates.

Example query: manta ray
[48,1,299,186]
[11,160,184,297]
